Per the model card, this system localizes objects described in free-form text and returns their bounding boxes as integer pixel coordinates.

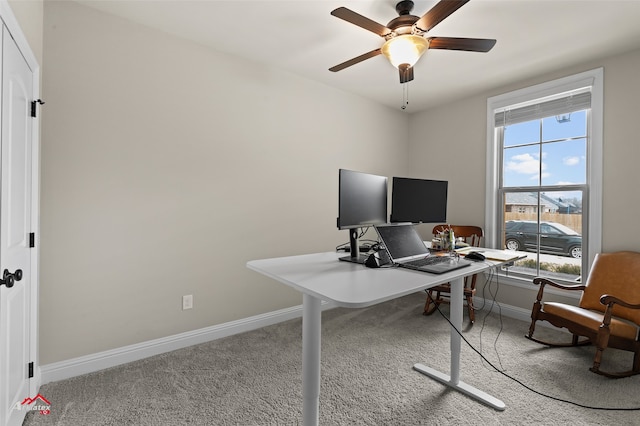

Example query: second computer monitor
[390,177,448,224]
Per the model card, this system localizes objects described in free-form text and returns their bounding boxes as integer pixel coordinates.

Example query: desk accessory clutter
[432,226,468,251]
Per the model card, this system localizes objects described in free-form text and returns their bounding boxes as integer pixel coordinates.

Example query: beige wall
[39,1,409,364]
[7,0,43,65]
[407,96,488,237]
[409,47,640,309]
[37,1,640,365]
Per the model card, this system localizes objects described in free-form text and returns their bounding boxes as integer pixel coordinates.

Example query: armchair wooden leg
[527,322,535,339]
[590,324,611,375]
[527,301,542,338]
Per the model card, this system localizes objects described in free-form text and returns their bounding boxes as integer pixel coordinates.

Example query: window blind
[494,91,591,127]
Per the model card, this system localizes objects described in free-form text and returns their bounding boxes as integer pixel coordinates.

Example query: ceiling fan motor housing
[395,0,415,15]
[388,0,419,35]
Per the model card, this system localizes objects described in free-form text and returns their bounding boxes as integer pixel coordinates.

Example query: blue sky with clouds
[503,110,587,188]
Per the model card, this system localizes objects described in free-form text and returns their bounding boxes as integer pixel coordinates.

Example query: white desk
[247,251,511,425]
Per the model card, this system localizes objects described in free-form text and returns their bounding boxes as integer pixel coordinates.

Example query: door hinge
[30,99,45,118]
[29,232,35,248]
[28,362,34,378]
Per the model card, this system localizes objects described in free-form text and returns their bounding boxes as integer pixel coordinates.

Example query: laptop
[374,223,471,274]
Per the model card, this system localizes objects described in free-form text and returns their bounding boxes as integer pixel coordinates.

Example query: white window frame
[485,68,603,285]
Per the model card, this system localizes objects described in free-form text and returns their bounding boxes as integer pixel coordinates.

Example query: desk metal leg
[413,277,506,411]
[302,294,321,426]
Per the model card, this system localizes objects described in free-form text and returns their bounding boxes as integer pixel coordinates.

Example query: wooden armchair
[423,225,484,324]
[526,251,640,378]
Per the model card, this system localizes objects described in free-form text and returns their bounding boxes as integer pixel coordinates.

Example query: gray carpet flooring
[23,292,640,425]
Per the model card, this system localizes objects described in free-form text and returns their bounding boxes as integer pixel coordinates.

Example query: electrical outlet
[182,294,193,310]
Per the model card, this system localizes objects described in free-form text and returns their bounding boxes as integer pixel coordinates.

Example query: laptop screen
[376,224,430,260]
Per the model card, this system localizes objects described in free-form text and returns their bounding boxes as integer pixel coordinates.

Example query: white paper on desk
[456,247,522,262]
[455,247,475,255]
[481,250,523,261]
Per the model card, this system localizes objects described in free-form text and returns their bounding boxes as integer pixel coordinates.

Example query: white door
[0,25,35,426]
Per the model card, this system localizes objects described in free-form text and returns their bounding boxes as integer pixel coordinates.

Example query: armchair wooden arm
[600,294,640,310]
[533,276,586,293]
[532,277,586,305]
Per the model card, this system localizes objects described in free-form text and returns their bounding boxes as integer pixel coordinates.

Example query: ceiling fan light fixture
[381,34,429,69]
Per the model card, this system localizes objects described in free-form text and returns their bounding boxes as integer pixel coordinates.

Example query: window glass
[540,138,587,186]
[503,145,541,187]
[504,120,539,147]
[499,110,586,281]
[501,189,582,281]
[487,69,602,287]
[542,110,587,141]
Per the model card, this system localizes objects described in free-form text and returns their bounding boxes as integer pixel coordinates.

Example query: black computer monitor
[337,169,388,263]
[390,177,448,224]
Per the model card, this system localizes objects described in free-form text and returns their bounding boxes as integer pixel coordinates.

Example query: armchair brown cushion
[542,302,638,340]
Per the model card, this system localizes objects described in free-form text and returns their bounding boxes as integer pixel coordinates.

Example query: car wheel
[569,246,582,259]
[505,239,521,251]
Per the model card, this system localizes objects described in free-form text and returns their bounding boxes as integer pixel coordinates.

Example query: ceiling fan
[329,0,496,83]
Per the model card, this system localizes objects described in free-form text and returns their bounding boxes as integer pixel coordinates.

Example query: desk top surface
[247,251,515,308]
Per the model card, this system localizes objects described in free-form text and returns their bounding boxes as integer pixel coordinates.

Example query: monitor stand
[338,228,369,264]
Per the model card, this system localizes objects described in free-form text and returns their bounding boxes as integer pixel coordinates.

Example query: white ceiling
[78,0,640,112]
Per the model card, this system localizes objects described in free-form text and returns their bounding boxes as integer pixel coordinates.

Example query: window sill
[486,270,581,300]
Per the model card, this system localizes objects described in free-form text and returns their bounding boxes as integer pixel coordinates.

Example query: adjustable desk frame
[247,252,508,426]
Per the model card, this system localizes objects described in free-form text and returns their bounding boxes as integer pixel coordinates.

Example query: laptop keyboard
[404,256,451,268]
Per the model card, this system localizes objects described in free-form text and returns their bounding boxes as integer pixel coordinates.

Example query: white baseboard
[474,296,566,334]
[39,296,554,386]
[40,300,337,385]
[474,297,532,322]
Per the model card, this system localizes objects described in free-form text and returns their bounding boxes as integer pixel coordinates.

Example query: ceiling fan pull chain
[401,83,409,110]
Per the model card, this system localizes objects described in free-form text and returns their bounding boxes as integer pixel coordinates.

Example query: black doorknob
[0,269,22,288]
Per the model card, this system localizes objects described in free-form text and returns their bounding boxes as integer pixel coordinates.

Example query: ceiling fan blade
[329,49,382,72]
[331,7,392,37]
[427,37,496,52]
[414,0,470,33]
